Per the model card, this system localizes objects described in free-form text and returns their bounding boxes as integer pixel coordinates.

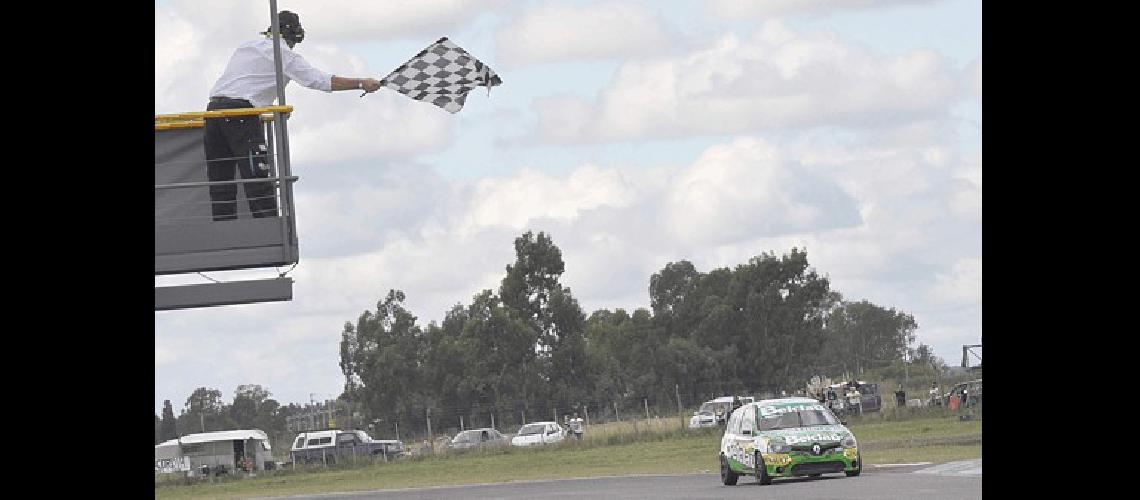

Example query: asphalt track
[268,460,982,500]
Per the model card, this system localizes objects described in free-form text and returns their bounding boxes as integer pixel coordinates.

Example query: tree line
[157,230,936,445]
[335,231,929,440]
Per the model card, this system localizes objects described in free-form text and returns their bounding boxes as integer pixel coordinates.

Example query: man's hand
[361,78,382,93]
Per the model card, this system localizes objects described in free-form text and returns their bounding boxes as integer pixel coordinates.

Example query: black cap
[268,10,305,45]
[278,10,300,30]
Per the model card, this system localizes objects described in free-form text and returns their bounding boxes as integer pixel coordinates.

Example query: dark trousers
[203,98,277,221]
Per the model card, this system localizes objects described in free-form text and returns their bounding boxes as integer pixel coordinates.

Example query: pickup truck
[290,429,404,464]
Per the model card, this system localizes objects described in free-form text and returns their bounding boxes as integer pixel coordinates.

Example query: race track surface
[267,460,982,499]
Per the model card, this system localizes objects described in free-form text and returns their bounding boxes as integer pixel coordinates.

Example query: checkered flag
[378,37,502,113]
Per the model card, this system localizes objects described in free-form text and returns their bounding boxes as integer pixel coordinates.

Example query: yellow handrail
[154,105,293,122]
[155,120,205,131]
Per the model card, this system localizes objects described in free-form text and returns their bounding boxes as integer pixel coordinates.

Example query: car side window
[741,406,755,434]
[728,408,742,434]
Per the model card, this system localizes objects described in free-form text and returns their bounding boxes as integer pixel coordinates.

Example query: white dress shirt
[209,37,333,107]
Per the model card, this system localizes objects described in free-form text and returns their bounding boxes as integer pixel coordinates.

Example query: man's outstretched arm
[331,76,382,93]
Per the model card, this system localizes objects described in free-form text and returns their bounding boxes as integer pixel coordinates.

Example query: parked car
[510,422,566,447]
[719,397,861,486]
[821,381,881,416]
[448,428,510,450]
[290,429,404,464]
[689,396,753,428]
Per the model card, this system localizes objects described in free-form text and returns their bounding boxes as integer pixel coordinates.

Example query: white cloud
[707,0,938,19]
[930,257,982,304]
[463,165,638,232]
[496,1,671,68]
[532,22,959,143]
[663,137,860,246]
[967,55,982,101]
[289,0,508,41]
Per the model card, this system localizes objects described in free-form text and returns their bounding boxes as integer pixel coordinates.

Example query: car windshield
[518,424,545,436]
[757,407,840,430]
[453,430,481,443]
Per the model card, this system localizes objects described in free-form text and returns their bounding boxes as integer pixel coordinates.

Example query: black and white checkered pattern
[380,37,502,113]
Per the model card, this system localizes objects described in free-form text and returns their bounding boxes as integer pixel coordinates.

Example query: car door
[722,407,744,467]
[737,406,757,470]
[336,432,358,458]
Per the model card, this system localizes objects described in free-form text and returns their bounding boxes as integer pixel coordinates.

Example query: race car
[718,397,861,485]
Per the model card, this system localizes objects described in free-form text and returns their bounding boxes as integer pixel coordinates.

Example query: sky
[154,0,981,414]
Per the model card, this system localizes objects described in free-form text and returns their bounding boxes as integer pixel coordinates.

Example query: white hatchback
[510,421,566,447]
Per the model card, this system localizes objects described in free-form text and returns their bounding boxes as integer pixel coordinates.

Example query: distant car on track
[719,397,861,486]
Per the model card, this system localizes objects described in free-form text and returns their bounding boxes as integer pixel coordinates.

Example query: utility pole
[426,408,433,451]
[675,384,682,415]
[904,343,909,390]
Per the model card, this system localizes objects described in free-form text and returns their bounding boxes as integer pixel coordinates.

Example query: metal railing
[153,1,300,309]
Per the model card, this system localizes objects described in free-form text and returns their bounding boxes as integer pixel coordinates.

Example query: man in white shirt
[204,10,383,221]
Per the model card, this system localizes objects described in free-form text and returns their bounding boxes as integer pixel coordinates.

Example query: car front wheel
[720,455,739,486]
[755,452,772,485]
[845,452,862,477]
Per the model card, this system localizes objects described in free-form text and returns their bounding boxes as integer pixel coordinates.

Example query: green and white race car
[718,397,862,485]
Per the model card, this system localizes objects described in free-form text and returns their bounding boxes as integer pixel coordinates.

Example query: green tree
[180,387,226,434]
[498,231,590,411]
[458,290,541,419]
[230,384,271,429]
[160,399,178,441]
[342,290,424,423]
[823,300,918,375]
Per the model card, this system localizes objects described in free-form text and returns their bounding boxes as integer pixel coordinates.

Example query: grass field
[155,411,981,499]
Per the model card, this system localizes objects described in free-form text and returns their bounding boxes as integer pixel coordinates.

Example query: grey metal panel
[155,127,256,223]
[155,277,293,311]
[155,218,285,254]
[155,130,297,274]
[154,246,297,275]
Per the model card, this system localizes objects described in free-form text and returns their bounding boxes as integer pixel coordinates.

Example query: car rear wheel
[720,455,739,486]
[755,452,772,485]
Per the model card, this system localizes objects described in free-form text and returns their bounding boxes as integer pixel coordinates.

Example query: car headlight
[842,436,856,448]
[768,441,790,453]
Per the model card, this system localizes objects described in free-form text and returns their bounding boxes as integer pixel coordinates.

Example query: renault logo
[812,444,821,455]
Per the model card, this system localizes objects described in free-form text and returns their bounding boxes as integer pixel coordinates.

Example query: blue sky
[156,0,981,413]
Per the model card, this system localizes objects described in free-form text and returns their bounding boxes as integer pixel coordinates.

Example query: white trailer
[155,429,276,477]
